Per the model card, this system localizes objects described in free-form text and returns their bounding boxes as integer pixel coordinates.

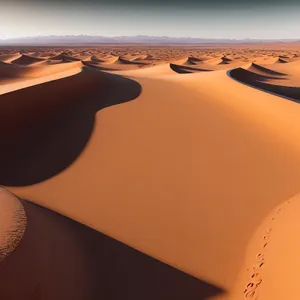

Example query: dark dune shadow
[0,67,141,186]
[250,62,287,76]
[82,61,146,71]
[11,54,46,66]
[117,57,147,65]
[229,68,300,103]
[51,54,82,62]
[233,67,286,82]
[170,64,193,74]
[170,64,212,74]
[0,61,29,79]
[0,199,225,300]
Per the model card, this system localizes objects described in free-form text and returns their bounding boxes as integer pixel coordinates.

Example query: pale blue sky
[1,2,300,40]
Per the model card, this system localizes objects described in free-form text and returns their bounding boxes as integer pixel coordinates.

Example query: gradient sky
[1,0,300,39]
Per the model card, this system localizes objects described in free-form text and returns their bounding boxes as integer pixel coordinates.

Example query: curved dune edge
[170,59,249,74]
[227,67,300,102]
[231,194,300,300]
[0,53,22,63]
[0,60,83,80]
[1,47,300,299]
[11,54,46,66]
[0,198,224,299]
[247,62,287,76]
[0,187,27,263]
[0,68,142,186]
[110,62,177,77]
[6,68,300,297]
[0,63,83,95]
[82,57,152,72]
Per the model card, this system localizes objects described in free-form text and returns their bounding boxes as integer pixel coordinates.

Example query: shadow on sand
[0,199,225,300]
[169,63,211,74]
[0,67,141,186]
[229,67,300,103]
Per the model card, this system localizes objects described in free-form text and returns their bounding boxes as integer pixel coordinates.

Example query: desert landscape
[1,43,300,300]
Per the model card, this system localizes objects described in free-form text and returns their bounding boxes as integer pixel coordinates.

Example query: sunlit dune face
[0,188,27,262]
[1,45,300,299]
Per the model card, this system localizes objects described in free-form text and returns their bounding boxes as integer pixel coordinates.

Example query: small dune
[229,67,300,102]
[247,62,287,76]
[170,63,213,73]
[2,44,300,300]
[11,54,46,66]
[0,53,22,63]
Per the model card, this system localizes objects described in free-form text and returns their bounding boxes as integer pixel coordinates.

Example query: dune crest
[11,54,46,66]
[232,194,300,300]
[1,44,300,299]
[0,188,27,262]
[229,65,300,102]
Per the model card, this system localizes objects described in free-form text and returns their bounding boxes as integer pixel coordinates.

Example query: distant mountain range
[0,35,299,45]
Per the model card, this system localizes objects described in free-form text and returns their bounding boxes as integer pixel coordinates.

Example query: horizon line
[1,35,300,41]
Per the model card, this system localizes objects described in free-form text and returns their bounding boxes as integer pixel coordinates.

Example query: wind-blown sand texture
[1,44,300,299]
[0,189,27,263]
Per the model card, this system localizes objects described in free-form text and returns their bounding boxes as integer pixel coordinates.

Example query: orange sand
[1,45,300,299]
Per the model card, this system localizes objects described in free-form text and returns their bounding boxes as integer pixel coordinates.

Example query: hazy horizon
[1,0,300,40]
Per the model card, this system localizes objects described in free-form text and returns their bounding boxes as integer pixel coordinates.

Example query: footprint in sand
[244,287,259,300]
[244,253,265,298]
[250,273,262,284]
[263,228,272,241]
[253,258,264,271]
[244,198,296,299]
[244,279,261,300]
[256,253,263,259]
[265,228,272,234]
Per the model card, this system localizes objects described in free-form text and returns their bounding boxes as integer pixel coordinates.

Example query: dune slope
[0,68,141,185]
[1,46,300,299]
[1,65,300,299]
[0,188,223,300]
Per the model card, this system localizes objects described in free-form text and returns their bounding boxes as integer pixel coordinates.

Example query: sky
[1,0,300,40]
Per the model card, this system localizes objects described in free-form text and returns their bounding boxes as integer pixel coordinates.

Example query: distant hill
[0,35,298,45]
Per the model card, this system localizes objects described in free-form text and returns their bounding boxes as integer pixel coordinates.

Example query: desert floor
[1,44,300,299]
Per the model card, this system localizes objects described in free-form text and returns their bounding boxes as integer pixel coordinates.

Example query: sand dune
[111,62,176,77]
[170,63,213,73]
[50,53,82,62]
[0,67,141,185]
[0,60,82,79]
[11,54,46,66]
[247,62,287,77]
[0,61,31,80]
[232,194,300,299]
[252,195,300,299]
[229,63,300,101]
[0,61,83,94]
[170,60,248,73]
[0,53,22,63]
[0,188,222,300]
[1,45,300,299]
[202,56,224,65]
[258,59,300,76]
[90,55,119,64]
[83,56,150,71]
[0,188,27,263]
[132,54,158,61]
[182,56,201,65]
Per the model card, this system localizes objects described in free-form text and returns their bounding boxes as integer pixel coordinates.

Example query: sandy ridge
[0,188,27,262]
